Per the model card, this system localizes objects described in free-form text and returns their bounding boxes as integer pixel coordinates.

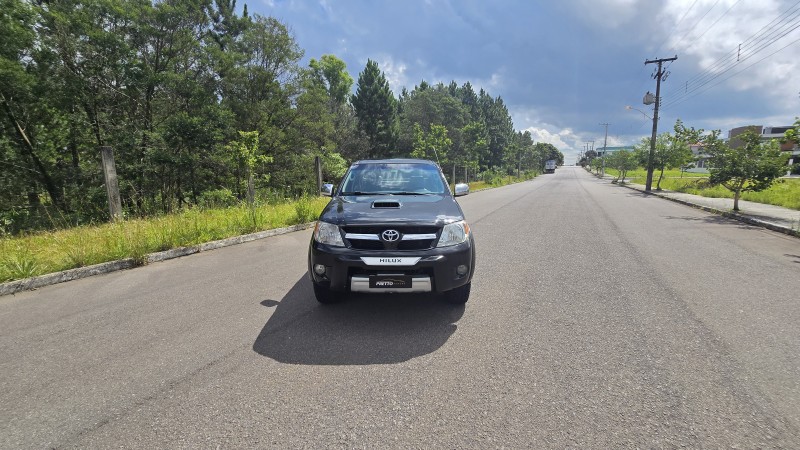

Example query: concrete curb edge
[0,222,315,297]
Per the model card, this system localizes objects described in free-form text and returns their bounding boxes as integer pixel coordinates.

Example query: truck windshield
[340,163,447,195]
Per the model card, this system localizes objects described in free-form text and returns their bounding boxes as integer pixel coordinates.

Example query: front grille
[397,240,434,250]
[344,225,438,235]
[342,225,440,250]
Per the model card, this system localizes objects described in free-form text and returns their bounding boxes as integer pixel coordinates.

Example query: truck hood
[319,194,465,227]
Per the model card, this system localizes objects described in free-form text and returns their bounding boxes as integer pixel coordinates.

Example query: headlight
[437,220,470,247]
[313,221,344,246]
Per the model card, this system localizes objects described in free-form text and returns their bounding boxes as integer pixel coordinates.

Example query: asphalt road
[2,166,800,448]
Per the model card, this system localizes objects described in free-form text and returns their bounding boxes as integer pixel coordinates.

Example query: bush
[481,169,505,186]
[294,196,318,224]
[198,188,238,209]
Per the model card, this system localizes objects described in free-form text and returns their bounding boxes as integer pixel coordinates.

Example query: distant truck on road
[545,160,557,174]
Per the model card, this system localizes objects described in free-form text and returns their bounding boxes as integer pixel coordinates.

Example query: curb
[0,222,315,297]
[613,182,799,239]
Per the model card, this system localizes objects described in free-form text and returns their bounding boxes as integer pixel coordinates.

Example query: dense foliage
[0,0,563,235]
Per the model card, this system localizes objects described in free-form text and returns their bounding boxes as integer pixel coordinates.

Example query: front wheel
[313,283,343,304]
[443,282,471,304]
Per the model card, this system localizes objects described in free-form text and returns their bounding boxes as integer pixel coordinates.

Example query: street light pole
[644,55,677,192]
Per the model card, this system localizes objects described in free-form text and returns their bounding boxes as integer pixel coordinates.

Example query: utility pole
[600,123,609,177]
[644,55,677,192]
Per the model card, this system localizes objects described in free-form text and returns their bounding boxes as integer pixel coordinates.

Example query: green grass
[605,168,709,180]
[0,197,329,283]
[604,168,800,210]
[466,172,537,191]
[0,174,540,284]
[661,178,800,210]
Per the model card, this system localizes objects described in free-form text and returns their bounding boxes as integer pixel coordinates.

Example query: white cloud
[509,106,583,160]
[372,55,410,93]
[660,0,800,109]
[487,72,503,89]
[526,127,573,149]
[524,125,594,163]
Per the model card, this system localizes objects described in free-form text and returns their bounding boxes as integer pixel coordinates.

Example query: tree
[508,131,534,176]
[580,149,597,167]
[309,54,353,107]
[351,59,397,158]
[590,155,603,175]
[784,117,799,145]
[478,90,513,170]
[411,124,451,166]
[606,150,637,183]
[705,130,790,211]
[226,130,271,204]
[533,142,562,170]
[784,117,800,175]
[648,132,673,190]
[396,83,466,157]
[650,120,701,190]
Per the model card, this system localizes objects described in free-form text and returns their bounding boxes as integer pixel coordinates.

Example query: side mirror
[320,183,334,196]
[454,183,469,197]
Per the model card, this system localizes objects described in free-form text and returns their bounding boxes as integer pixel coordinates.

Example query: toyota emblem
[381,229,400,242]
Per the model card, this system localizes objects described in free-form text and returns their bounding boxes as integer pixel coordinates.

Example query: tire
[443,282,471,304]
[313,283,343,304]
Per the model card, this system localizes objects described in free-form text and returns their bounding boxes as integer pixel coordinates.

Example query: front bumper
[308,237,475,294]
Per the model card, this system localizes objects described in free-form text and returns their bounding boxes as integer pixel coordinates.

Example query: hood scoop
[372,200,401,209]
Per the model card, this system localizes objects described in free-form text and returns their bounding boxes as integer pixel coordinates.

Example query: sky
[253,0,800,164]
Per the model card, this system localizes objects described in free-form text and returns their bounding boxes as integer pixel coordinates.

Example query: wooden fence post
[100,146,123,222]
[315,156,322,194]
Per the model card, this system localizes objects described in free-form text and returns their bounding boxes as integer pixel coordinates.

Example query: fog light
[456,265,468,276]
[314,264,326,275]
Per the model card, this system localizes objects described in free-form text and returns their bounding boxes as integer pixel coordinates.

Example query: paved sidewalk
[606,176,800,237]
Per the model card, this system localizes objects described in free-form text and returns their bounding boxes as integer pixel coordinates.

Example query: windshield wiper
[340,191,379,195]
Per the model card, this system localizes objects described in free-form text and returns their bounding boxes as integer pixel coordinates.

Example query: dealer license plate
[369,275,412,289]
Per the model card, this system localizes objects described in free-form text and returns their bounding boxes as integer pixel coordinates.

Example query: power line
[662,3,800,108]
[668,0,723,54]
[655,0,700,56]
[663,17,800,108]
[663,33,800,110]
[683,0,743,51]
[633,1,700,102]
[676,1,800,89]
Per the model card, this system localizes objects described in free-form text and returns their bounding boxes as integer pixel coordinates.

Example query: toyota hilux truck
[308,159,476,304]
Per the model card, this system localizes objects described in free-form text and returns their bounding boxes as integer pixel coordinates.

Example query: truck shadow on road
[252,276,465,365]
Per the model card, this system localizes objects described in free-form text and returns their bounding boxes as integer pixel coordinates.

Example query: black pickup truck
[308,159,476,304]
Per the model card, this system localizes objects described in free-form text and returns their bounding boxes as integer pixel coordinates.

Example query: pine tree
[351,59,397,159]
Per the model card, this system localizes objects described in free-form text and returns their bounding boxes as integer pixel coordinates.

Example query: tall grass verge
[0,197,329,283]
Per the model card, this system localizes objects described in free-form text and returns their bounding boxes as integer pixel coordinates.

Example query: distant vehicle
[308,159,476,304]
[545,160,557,173]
